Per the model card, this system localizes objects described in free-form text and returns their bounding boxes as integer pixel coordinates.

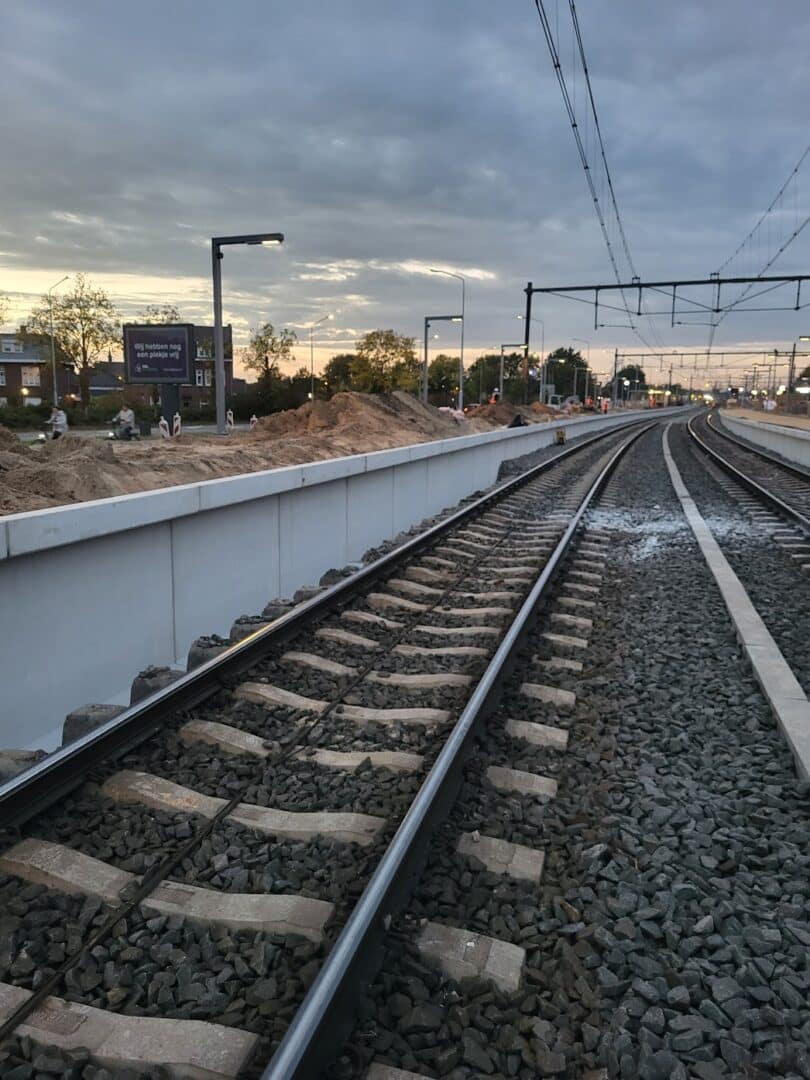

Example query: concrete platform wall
[0,408,680,750]
[718,411,810,468]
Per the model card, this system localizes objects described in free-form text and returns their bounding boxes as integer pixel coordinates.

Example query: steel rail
[0,417,648,826]
[688,414,810,534]
[261,421,656,1079]
[705,410,810,483]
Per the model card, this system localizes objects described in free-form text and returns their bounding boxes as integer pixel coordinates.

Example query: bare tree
[25,274,120,409]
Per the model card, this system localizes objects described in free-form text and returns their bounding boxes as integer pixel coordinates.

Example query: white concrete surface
[663,423,810,779]
[0,408,683,751]
[717,411,810,469]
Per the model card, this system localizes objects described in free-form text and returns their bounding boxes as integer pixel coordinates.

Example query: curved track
[688,411,810,531]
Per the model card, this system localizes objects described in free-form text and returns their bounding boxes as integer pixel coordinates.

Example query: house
[180,325,234,410]
[0,333,48,407]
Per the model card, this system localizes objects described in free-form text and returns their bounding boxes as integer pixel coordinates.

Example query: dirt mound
[0,392,501,515]
[530,402,559,418]
[467,402,523,425]
[38,433,116,464]
[467,402,544,426]
[0,425,29,456]
[251,391,467,443]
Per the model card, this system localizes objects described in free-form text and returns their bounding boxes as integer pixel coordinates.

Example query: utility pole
[611,348,618,407]
[522,283,533,405]
[668,365,673,402]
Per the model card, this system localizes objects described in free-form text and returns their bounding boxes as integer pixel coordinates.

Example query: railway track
[323,418,810,1080]
[688,412,810,532]
[677,413,810,705]
[0,419,651,1079]
[2,413,809,1079]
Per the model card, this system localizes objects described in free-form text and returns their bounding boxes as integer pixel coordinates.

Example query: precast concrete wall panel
[278,480,349,597]
[346,469,396,559]
[391,458,430,535]
[170,496,282,660]
[718,412,810,469]
[0,523,175,748]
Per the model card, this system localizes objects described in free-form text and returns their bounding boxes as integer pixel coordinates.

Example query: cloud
[1,0,809,384]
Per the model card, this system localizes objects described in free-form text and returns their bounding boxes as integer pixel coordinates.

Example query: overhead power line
[531,0,660,350]
[707,143,810,351]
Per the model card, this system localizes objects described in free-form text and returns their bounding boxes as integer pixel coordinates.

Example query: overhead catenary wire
[707,143,810,351]
[531,0,661,352]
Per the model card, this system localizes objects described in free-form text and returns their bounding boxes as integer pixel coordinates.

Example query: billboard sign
[123,324,194,384]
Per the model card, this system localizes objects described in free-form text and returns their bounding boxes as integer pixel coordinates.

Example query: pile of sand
[530,402,560,418]
[0,392,535,515]
[251,391,472,443]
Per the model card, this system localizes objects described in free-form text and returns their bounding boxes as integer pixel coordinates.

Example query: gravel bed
[26,794,196,876]
[669,422,810,698]
[330,421,810,1080]
[0,878,113,992]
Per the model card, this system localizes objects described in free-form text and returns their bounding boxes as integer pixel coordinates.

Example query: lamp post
[423,315,462,404]
[517,315,545,401]
[212,232,284,434]
[572,337,590,403]
[499,344,525,399]
[48,275,69,405]
[430,269,465,409]
[309,313,334,401]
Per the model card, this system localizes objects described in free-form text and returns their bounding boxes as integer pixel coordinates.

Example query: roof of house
[0,332,44,364]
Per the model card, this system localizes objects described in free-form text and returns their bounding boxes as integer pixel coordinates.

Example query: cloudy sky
[1,1,809,385]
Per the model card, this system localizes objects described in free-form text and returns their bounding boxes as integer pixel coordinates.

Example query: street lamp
[517,315,545,401]
[309,313,334,401]
[212,232,284,434]
[423,315,462,404]
[430,269,466,409]
[572,338,590,402]
[48,275,69,405]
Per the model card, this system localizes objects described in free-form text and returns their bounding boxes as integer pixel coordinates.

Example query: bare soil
[0,392,550,515]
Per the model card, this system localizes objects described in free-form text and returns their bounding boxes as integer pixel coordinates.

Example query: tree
[616,364,646,388]
[241,322,297,379]
[428,354,460,403]
[24,273,120,409]
[351,329,417,393]
[539,347,586,399]
[137,303,182,324]
[0,294,8,327]
[322,353,355,395]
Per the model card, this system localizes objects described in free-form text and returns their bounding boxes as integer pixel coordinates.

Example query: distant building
[0,332,48,407]
[0,325,234,410]
[180,325,233,410]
